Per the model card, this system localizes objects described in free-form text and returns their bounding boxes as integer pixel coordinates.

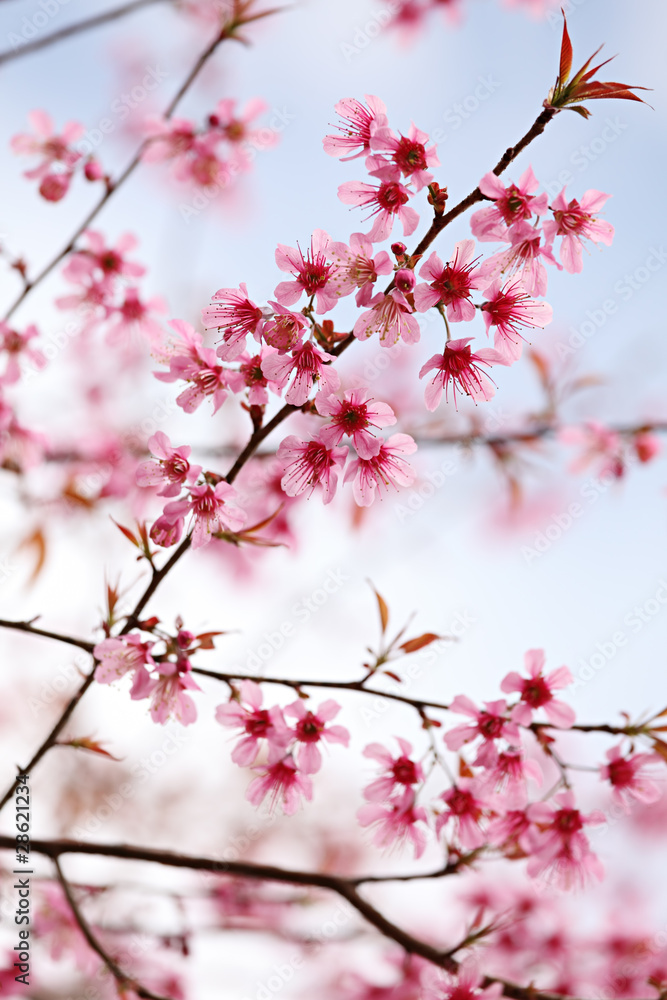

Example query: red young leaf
[559,13,573,85]
[400,633,441,654]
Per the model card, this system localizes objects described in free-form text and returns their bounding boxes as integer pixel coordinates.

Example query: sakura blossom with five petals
[419,338,508,411]
[277,435,348,504]
[353,289,420,348]
[543,188,614,273]
[215,680,290,766]
[135,431,201,497]
[481,277,553,363]
[316,388,396,458]
[501,648,575,728]
[284,699,350,773]
[414,240,484,322]
[344,432,417,506]
[323,95,388,160]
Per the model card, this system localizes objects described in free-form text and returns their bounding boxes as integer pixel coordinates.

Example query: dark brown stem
[0,618,94,651]
[0,836,653,1000]
[54,857,174,1000]
[0,0,170,67]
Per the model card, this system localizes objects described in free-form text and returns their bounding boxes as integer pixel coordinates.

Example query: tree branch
[0,618,94,651]
[0,0,171,67]
[54,856,174,1000]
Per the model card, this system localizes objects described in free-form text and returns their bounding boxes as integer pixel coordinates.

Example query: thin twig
[54,857,174,1000]
[0,618,94,651]
[0,0,171,67]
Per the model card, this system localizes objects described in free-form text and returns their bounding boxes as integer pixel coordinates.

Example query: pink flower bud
[84,158,104,182]
[395,268,415,293]
[39,172,70,202]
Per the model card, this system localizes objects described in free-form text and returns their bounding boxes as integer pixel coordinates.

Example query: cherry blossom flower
[526,791,605,889]
[215,680,290,765]
[142,116,197,164]
[357,789,428,858]
[559,420,626,479]
[135,431,201,497]
[63,231,146,287]
[148,659,201,725]
[210,97,278,158]
[354,289,420,347]
[105,287,167,347]
[260,302,309,353]
[436,961,504,1000]
[477,221,559,297]
[338,177,419,243]
[414,241,484,321]
[247,756,313,815]
[418,338,508,411]
[600,745,662,812]
[362,738,424,802]
[316,389,396,458]
[480,277,553,363]
[486,804,535,851]
[344,433,417,506]
[543,188,614,273]
[327,233,393,306]
[284,699,350,773]
[11,110,83,190]
[93,635,155,699]
[500,649,575,728]
[470,166,548,242]
[274,230,340,314]
[277,435,348,504]
[261,341,340,406]
[155,322,242,414]
[150,513,185,548]
[161,482,245,549]
[483,747,543,794]
[367,122,440,191]
[323,95,388,160]
[237,348,284,405]
[444,696,521,754]
[201,283,265,361]
[0,323,45,384]
[437,780,488,849]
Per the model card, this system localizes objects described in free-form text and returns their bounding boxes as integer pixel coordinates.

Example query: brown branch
[0,0,171,67]
[0,618,94,651]
[54,857,174,1000]
[1,836,655,1000]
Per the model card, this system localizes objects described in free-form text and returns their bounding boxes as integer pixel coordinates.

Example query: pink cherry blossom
[353,289,420,347]
[559,420,626,479]
[344,433,417,506]
[437,961,504,1000]
[142,116,197,163]
[260,302,309,354]
[444,696,521,753]
[0,323,45,384]
[150,513,185,548]
[274,230,340,314]
[543,188,614,274]
[483,747,543,794]
[480,277,553,362]
[526,791,605,889]
[418,338,508,411]
[362,737,424,802]
[210,97,278,160]
[63,231,146,287]
[161,482,245,549]
[11,110,83,182]
[215,680,290,766]
[600,744,662,812]
[338,177,419,243]
[261,341,340,406]
[201,283,265,361]
[135,431,201,497]
[93,634,155,699]
[155,320,242,414]
[414,240,484,321]
[247,756,313,815]
[471,166,548,242]
[437,780,488,849]
[500,649,575,728]
[284,698,350,773]
[357,789,428,858]
[105,287,167,347]
[367,122,440,191]
[323,95,388,160]
[476,220,560,297]
[237,348,284,405]
[148,659,201,725]
[327,232,393,306]
[277,435,348,504]
[316,389,396,458]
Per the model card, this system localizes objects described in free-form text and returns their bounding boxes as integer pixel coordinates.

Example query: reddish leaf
[196,631,226,650]
[60,737,122,761]
[559,13,573,85]
[651,737,667,764]
[16,526,47,586]
[382,670,403,683]
[111,518,139,549]
[400,633,441,654]
[459,757,474,778]
[368,582,389,633]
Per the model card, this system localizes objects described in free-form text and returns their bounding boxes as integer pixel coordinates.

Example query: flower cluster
[93,620,206,725]
[11,110,105,202]
[136,430,245,548]
[141,98,278,189]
